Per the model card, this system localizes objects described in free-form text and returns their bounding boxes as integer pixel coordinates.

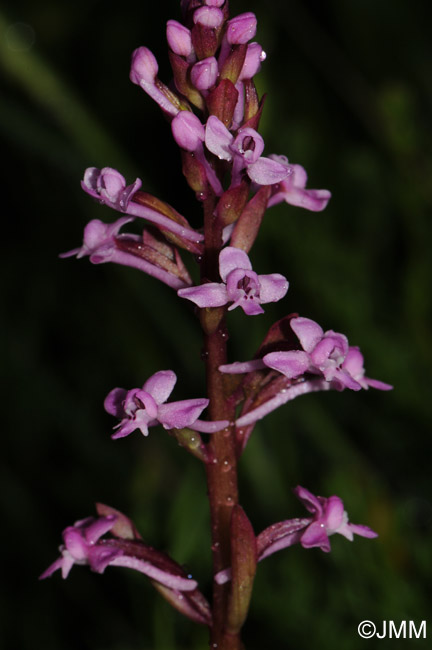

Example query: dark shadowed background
[2,0,431,648]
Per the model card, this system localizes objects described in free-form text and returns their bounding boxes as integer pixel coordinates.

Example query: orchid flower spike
[104,370,229,438]
[178,246,289,315]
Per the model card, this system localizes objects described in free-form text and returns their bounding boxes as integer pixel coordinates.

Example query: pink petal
[300,521,331,551]
[235,299,264,315]
[84,516,117,544]
[349,523,379,539]
[290,317,324,352]
[364,377,393,391]
[263,350,309,378]
[324,496,345,531]
[219,246,252,281]
[293,486,323,516]
[143,370,177,405]
[104,387,127,418]
[247,157,291,185]
[256,273,289,304]
[39,556,65,580]
[205,115,234,161]
[158,398,209,429]
[178,282,228,308]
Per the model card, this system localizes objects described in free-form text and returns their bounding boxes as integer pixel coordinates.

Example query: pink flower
[215,486,378,584]
[104,370,228,438]
[204,116,292,186]
[178,246,289,315]
[60,217,191,290]
[257,486,378,559]
[81,166,204,243]
[40,514,198,591]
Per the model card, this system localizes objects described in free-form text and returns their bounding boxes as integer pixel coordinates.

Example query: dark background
[2,0,431,648]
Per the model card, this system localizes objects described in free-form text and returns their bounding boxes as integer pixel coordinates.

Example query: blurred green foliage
[1,0,431,648]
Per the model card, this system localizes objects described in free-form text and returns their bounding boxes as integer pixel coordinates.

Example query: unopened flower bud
[190,56,218,90]
[239,42,265,80]
[226,12,257,45]
[193,6,224,28]
[166,20,193,57]
[171,111,205,151]
[130,46,158,85]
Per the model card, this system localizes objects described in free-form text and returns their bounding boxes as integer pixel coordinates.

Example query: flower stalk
[41,2,393,648]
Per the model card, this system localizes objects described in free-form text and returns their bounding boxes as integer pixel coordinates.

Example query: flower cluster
[46,0,392,641]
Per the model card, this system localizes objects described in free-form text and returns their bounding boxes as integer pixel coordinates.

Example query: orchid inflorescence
[43,1,392,647]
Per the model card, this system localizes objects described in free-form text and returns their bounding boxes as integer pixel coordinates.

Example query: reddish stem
[201,196,244,649]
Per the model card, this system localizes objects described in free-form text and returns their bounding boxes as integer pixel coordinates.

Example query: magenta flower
[39,514,198,591]
[220,315,392,427]
[104,370,229,439]
[60,218,191,290]
[204,116,292,186]
[215,486,378,584]
[82,167,204,243]
[130,46,181,116]
[257,486,378,559]
[178,246,289,315]
[267,159,332,211]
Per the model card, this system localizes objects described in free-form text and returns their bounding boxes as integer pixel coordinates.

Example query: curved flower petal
[293,485,323,516]
[300,521,331,551]
[104,388,128,418]
[263,350,309,378]
[256,273,289,304]
[178,282,228,308]
[348,523,379,539]
[143,370,177,405]
[323,496,345,531]
[219,246,253,281]
[247,157,291,185]
[158,398,209,429]
[290,317,324,352]
[205,116,234,161]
